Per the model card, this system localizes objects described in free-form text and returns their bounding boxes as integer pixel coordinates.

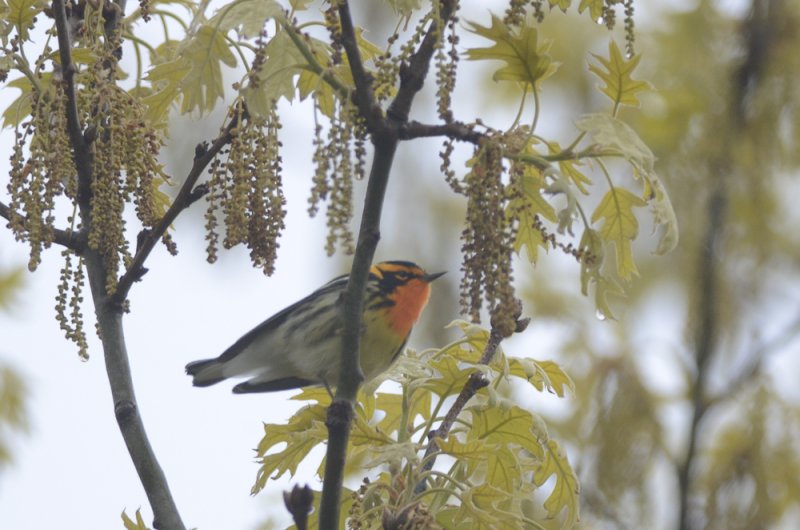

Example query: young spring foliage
[0,1,675,527]
[253,321,578,529]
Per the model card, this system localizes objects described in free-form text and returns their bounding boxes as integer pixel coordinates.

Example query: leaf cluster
[252,321,579,529]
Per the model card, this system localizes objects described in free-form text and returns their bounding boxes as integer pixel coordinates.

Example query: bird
[185,260,445,393]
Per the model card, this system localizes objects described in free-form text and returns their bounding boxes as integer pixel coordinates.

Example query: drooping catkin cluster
[6,82,73,272]
[307,101,367,256]
[55,249,89,360]
[83,40,167,294]
[204,102,286,275]
[503,0,637,51]
[456,137,519,332]
[434,3,460,122]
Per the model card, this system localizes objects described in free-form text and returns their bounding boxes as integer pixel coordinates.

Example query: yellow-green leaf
[549,0,571,11]
[0,267,24,311]
[143,59,193,121]
[533,439,580,528]
[243,29,306,116]
[209,0,284,39]
[591,187,646,280]
[509,358,575,397]
[576,113,655,173]
[252,402,328,493]
[420,356,477,398]
[485,446,520,492]
[469,404,544,459]
[465,15,559,89]
[436,436,494,461]
[578,0,604,20]
[643,177,679,255]
[7,0,44,41]
[179,25,237,114]
[2,75,52,128]
[509,169,558,263]
[589,40,652,108]
[121,509,150,530]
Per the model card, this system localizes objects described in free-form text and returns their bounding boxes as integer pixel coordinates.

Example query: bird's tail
[185,358,227,387]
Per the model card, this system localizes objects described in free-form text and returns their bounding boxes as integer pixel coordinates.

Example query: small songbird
[186,261,444,393]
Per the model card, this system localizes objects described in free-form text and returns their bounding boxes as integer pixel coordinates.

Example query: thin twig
[0,201,84,251]
[112,116,240,304]
[399,120,483,144]
[413,326,506,495]
[388,0,457,123]
[335,0,382,129]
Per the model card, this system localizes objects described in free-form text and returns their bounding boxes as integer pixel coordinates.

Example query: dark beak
[423,271,446,283]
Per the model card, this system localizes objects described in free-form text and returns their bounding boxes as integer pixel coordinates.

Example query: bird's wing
[214,274,348,364]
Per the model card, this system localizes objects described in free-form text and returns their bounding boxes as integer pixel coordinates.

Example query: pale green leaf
[465,15,559,89]
[289,0,314,10]
[179,25,237,114]
[121,509,150,530]
[509,169,558,262]
[485,447,520,492]
[419,356,477,398]
[436,436,495,461]
[509,358,575,397]
[143,59,193,121]
[533,439,580,528]
[0,268,24,311]
[578,114,678,257]
[454,483,520,530]
[576,113,655,174]
[549,0,571,11]
[592,187,646,280]
[252,403,328,493]
[243,29,306,116]
[589,40,652,107]
[386,0,423,17]
[469,404,544,459]
[2,75,49,128]
[643,177,679,255]
[209,0,284,39]
[6,0,43,41]
[578,0,604,20]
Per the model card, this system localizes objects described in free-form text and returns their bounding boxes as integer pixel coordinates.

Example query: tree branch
[0,201,84,252]
[51,0,185,528]
[319,130,399,530]
[334,0,382,129]
[678,2,777,528]
[388,0,457,123]
[318,2,460,527]
[414,314,528,495]
[112,116,239,304]
[398,120,483,144]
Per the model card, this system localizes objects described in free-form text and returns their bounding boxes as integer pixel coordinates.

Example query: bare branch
[334,1,382,129]
[112,116,240,304]
[414,322,509,495]
[399,120,483,144]
[388,0,458,123]
[0,201,84,252]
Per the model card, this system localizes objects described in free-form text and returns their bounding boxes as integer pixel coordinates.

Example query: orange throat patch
[386,279,432,336]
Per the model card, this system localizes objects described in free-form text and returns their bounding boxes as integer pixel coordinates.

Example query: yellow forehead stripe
[372,262,424,278]
[369,264,385,279]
